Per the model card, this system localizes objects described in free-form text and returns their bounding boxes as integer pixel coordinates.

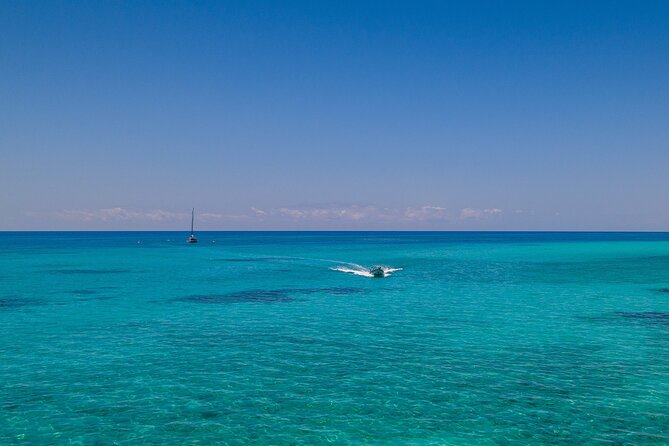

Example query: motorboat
[370,266,385,278]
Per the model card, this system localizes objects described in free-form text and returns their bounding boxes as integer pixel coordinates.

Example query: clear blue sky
[1,1,668,230]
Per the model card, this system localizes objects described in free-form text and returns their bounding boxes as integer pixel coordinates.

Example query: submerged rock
[176,287,364,304]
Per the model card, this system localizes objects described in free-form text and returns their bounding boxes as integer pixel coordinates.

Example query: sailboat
[187,208,198,244]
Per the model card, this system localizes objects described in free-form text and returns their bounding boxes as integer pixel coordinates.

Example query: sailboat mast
[191,208,194,234]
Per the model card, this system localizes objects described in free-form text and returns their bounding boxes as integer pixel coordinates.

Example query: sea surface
[1,231,668,445]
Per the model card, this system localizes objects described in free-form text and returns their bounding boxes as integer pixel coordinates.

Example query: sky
[1,1,668,230]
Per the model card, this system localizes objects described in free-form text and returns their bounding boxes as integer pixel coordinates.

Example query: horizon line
[2,230,669,234]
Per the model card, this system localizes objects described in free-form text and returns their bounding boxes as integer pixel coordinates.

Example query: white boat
[187,208,198,244]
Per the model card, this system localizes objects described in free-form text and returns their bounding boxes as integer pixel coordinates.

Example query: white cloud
[199,213,225,220]
[460,208,503,219]
[56,207,187,222]
[274,205,455,223]
[277,208,305,218]
[404,206,448,221]
[54,204,505,227]
[277,206,375,221]
[144,209,185,221]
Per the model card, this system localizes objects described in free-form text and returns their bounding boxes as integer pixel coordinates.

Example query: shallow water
[1,232,668,445]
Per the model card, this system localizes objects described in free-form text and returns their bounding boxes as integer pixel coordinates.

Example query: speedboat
[370,266,385,278]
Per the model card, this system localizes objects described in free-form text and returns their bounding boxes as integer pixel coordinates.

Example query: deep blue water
[1,232,668,445]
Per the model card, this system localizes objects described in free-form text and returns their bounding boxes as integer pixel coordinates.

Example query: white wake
[224,255,402,278]
[330,264,402,278]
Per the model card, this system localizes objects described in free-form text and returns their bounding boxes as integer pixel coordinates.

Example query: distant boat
[370,266,384,278]
[187,208,198,244]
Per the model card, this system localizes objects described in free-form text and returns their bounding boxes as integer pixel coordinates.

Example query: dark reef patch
[615,311,669,325]
[50,269,131,275]
[655,288,669,293]
[91,294,118,301]
[0,296,40,308]
[71,289,98,295]
[177,290,298,304]
[176,287,365,304]
[212,257,275,262]
[57,288,119,301]
[296,287,364,296]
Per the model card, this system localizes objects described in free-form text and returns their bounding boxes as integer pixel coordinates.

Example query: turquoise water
[1,232,668,445]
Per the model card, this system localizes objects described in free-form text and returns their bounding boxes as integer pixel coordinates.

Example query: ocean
[1,231,668,445]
